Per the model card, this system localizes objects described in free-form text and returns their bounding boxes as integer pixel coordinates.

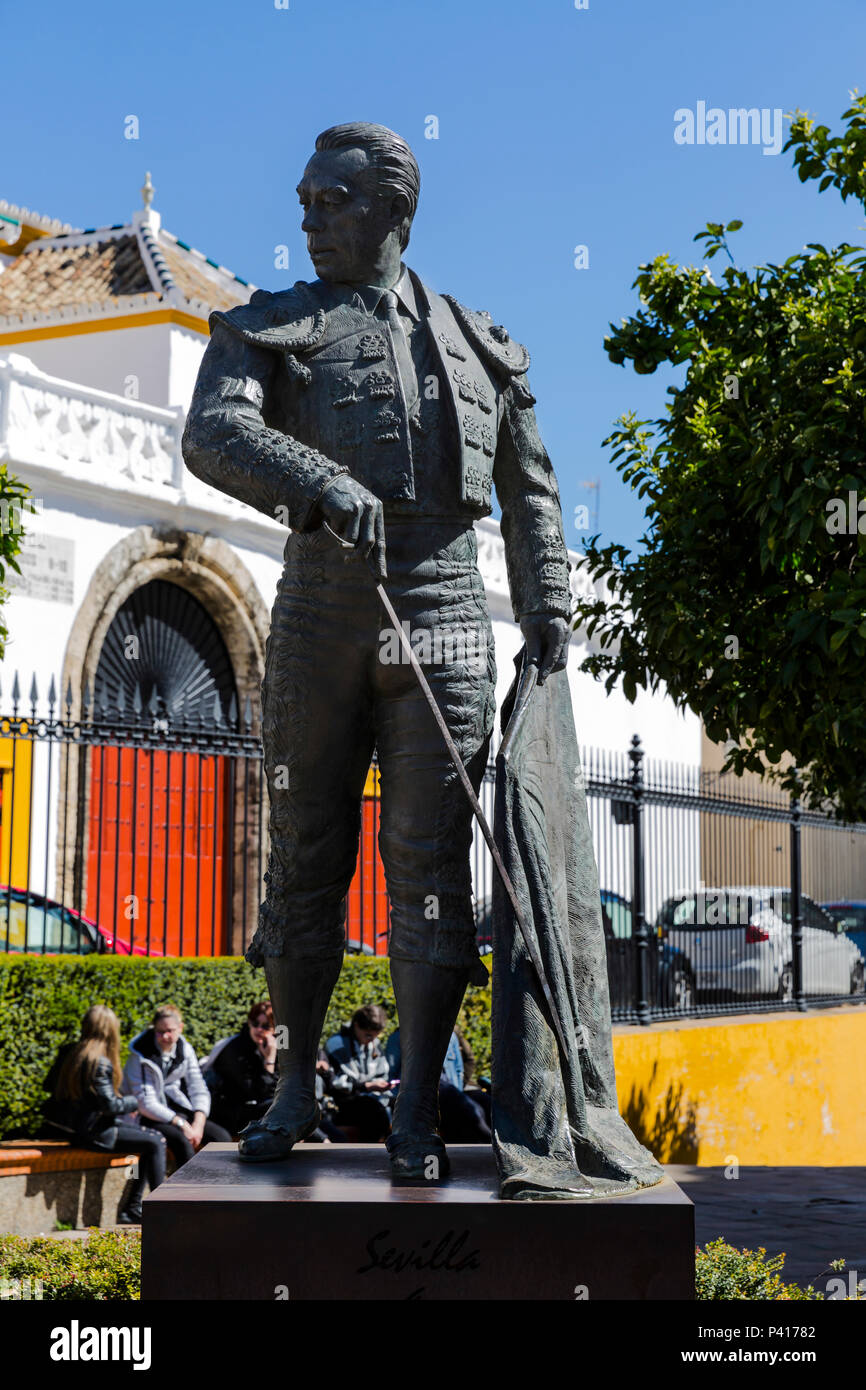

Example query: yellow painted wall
[0,728,31,888]
[613,1006,866,1165]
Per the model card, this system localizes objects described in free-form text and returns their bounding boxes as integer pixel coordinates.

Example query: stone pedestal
[141,1144,693,1300]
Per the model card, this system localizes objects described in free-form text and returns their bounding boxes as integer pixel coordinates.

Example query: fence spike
[213,692,222,726]
[147,687,158,717]
[243,695,252,731]
[82,679,91,712]
[116,684,126,718]
[133,683,142,716]
[11,671,20,712]
[228,692,238,729]
[48,675,57,711]
[29,673,38,711]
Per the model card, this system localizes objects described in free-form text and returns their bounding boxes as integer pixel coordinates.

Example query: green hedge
[0,1230,140,1300]
[0,955,491,1139]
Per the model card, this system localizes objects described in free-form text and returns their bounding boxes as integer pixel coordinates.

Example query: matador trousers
[245,521,497,973]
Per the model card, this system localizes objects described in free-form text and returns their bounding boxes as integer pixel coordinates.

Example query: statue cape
[491,654,664,1200]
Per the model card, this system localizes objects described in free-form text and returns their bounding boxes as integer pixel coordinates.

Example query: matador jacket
[182,266,572,620]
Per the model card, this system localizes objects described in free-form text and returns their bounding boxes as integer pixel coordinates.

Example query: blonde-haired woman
[44,1005,166,1224]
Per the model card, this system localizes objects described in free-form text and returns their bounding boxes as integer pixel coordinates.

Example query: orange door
[86,746,229,955]
[346,794,390,955]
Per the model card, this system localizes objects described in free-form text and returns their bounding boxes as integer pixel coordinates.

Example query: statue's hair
[314,122,420,249]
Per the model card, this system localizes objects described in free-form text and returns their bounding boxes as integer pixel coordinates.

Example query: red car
[0,887,161,956]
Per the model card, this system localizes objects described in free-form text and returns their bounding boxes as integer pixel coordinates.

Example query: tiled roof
[158,237,248,312]
[0,234,153,316]
[0,199,79,255]
[0,208,254,326]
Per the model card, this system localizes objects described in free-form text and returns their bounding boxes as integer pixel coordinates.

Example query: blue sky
[4,0,865,553]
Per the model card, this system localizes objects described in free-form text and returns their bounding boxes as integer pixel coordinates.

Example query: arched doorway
[57,525,270,955]
[86,579,238,955]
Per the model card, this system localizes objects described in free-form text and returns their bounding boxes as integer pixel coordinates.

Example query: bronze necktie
[378,288,419,416]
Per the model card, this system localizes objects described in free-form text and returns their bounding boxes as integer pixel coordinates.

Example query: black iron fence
[577,737,866,1023]
[0,675,264,959]
[2,672,865,1024]
[469,736,866,1022]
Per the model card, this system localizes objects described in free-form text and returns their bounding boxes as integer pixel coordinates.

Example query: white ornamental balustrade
[0,353,183,493]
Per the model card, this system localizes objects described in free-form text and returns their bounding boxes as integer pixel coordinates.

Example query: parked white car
[657,887,866,1000]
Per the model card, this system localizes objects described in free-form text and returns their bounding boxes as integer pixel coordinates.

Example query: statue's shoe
[237,1105,321,1162]
[386,1130,450,1181]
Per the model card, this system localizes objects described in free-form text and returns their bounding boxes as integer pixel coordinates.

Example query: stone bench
[0,1140,138,1235]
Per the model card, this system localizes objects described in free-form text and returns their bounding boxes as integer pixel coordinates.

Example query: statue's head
[297,122,420,283]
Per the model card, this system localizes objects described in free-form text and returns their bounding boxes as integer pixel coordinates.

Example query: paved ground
[669,1165,866,1293]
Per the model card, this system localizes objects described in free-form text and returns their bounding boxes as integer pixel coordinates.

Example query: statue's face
[297,147,400,283]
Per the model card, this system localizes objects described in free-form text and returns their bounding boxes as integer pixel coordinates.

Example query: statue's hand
[319,475,387,579]
[519,614,569,686]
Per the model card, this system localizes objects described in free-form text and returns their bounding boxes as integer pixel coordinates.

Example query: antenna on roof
[141,172,155,212]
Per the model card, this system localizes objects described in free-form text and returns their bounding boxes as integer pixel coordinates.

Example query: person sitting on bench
[123,1004,231,1168]
[44,1005,166,1224]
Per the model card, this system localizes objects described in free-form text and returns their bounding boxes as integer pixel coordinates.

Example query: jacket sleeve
[181,320,349,532]
[92,1060,138,1117]
[324,1035,364,1095]
[123,1052,176,1125]
[181,1046,211,1117]
[215,1035,266,1104]
[492,377,573,622]
[383,1031,401,1081]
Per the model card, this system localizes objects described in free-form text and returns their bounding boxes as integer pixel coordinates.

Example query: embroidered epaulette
[443,295,534,404]
[209,281,326,353]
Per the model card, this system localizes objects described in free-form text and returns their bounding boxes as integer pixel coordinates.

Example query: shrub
[1,1232,835,1303]
[0,467,34,660]
[0,955,491,1138]
[695,1239,823,1300]
[0,1230,140,1300]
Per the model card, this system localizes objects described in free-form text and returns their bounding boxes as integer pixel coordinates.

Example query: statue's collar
[314,263,423,322]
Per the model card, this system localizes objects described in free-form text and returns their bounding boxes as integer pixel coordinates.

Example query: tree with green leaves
[0,464,33,661]
[576,94,866,821]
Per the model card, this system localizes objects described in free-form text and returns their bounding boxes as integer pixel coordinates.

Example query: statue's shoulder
[208,280,327,352]
[439,291,531,382]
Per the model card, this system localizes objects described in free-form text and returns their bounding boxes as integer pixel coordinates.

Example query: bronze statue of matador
[183,122,572,1179]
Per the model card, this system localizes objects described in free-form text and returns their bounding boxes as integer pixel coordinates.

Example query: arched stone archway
[57,526,272,954]
[60,525,270,724]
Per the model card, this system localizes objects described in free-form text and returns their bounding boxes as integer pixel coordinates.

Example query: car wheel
[671,967,694,1012]
[777,963,794,1003]
[850,962,865,996]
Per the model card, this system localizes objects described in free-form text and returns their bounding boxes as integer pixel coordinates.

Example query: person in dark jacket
[324,1005,393,1141]
[204,1016,349,1142]
[207,1001,279,1136]
[44,1005,166,1224]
